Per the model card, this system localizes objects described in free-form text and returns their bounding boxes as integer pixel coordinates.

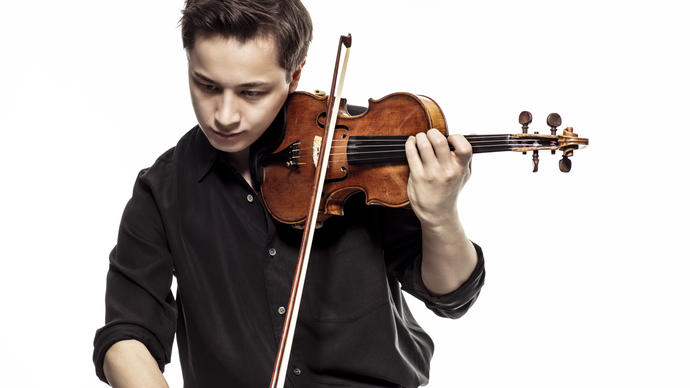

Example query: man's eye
[242,90,264,98]
[196,81,219,93]
[204,84,220,92]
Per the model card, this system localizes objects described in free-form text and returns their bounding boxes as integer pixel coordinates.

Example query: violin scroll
[513,111,588,173]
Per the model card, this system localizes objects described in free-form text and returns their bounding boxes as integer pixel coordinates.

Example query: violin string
[294,142,538,154]
[326,134,517,139]
[299,134,553,144]
[291,151,510,165]
[324,139,529,147]
[297,140,536,152]
[269,136,549,164]
[322,136,518,144]
[286,144,529,166]
[287,145,533,162]
[272,134,534,165]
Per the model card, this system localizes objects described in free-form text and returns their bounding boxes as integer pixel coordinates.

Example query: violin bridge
[313,136,322,167]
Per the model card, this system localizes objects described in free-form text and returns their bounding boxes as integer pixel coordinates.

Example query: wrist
[418,208,460,232]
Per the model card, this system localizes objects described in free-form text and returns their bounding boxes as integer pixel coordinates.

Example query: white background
[1,0,688,387]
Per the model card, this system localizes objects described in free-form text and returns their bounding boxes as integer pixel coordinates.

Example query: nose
[214,92,241,131]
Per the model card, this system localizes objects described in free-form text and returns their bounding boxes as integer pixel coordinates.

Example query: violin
[264,34,588,388]
[259,90,588,225]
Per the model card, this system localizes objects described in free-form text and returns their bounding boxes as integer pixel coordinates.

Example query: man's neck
[225,148,255,191]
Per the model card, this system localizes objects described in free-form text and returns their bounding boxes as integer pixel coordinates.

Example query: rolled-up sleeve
[401,243,485,318]
[383,207,486,319]
[92,168,177,383]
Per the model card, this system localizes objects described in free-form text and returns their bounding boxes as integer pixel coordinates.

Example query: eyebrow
[191,71,271,88]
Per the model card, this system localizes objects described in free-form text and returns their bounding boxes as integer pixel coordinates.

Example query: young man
[93,1,485,387]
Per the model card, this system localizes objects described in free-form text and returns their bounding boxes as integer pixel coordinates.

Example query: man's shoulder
[137,126,201,183]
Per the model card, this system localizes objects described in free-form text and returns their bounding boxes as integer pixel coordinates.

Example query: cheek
[190,91,214,123]
[252,93,288,127]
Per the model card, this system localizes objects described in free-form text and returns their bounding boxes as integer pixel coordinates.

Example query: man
[93,1,485,387]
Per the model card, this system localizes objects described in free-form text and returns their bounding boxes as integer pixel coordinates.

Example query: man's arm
[93,165,177,383]
[419,213,477,295]
[103,340,169,388]
[405,129,478,295]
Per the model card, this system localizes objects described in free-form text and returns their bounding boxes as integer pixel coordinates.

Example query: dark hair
[180,0,313,81]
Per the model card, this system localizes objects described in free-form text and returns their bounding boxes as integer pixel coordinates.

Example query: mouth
[211,129,241,139]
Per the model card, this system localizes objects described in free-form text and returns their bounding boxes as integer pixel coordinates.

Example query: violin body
[260,90,447,225]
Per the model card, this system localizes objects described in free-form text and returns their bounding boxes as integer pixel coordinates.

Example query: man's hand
[405,128,472,227]
[405,129,477,295]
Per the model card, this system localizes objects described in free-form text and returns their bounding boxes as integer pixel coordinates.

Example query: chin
[209,140,248,154]
[199,127,241,153]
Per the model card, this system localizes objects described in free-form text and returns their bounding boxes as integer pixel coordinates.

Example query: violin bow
[268,34,352,388]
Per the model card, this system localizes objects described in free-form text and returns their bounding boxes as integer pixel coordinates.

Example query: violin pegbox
[514,111,588,173]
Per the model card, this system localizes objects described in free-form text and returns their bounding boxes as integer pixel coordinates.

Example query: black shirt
[92,120,486,387]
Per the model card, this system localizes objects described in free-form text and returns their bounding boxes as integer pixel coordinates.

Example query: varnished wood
[261,91,448,224]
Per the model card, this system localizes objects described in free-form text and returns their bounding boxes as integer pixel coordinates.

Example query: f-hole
[316,111,349,132]
[315,112,350,184]
[316,112,327,129]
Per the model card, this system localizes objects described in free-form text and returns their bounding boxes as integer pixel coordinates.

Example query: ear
[288,60,306,93]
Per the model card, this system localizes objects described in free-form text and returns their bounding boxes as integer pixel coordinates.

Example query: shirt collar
[191,104,287,183]
[191,126,222,182]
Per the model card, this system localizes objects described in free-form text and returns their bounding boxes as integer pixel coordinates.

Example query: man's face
[187,34,301,155]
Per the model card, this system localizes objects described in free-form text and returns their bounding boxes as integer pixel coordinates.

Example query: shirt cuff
[404,242,486,319]
[92,323,168,383]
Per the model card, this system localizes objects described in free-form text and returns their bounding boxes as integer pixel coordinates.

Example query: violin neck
[346,134,516,165]
[465,134,517,153]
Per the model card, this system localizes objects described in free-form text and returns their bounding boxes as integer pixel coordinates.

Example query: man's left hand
[405,128,472,227]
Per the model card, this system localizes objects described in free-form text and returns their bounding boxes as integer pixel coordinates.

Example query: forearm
[420,212,478,295]
[103,339,169,388]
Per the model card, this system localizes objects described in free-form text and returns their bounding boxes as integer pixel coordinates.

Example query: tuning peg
[519,111,532,133]
[547,113,561,155]
[532,150,539,172]
[547,113,562,134]
[559,155,572,173]
[519,111,532,155]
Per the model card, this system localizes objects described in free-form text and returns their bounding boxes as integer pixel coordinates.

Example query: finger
[414,131,440,168]
[426,128,453,166]
[405,136,425,177]
[447,134,473,167]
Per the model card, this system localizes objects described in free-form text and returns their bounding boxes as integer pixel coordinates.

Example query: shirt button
[268,248,277,256]
[278,306,286,315]
[293,367,301,376]
[246,194,254,203]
